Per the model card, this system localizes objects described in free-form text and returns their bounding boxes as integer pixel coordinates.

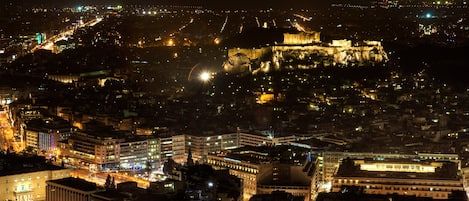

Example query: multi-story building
[62,130,123,170]
[119,136,160,170]
[159,133,239,164]
[23,118,74,154]
[331,158,465,199]
[206,145,312,201]
[60,123,161,171]
[147,137,160,169]
[0,154,70,201]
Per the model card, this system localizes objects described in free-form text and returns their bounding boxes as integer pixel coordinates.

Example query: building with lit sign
[23,117,74,155]
[331,158,465,199]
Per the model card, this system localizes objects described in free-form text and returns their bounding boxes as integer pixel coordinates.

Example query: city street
[0,108,21,152]
[30,17,103,53]
[70,168,150,188]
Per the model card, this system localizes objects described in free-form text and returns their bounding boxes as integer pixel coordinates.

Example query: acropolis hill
[223,31,389,74]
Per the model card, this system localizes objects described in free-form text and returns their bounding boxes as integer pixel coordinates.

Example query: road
[0,109,21,152]
[30,17,103,53]
[70,168,150,188]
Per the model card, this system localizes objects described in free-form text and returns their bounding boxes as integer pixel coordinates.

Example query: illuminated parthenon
[223,31,388,74]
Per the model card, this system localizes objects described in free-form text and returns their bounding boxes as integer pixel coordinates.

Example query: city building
[61,130,124,171]
[321,152,460,182]
[119,136,160,170]
[0,153,70,201]
[331,158,465,199]
[23,117,74,155]
[206,145,312,201]
[159,133,239,164]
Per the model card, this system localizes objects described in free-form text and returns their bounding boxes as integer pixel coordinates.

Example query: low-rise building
[0,153,70,201]
[46,177,103,201]
[331,158,465,199]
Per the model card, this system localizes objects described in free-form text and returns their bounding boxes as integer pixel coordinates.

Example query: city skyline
[1,1,469,201]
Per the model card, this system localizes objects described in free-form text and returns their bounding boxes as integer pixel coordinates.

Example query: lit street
[0,109,21,152]
[30,16,103,53]
[70,168,150,189]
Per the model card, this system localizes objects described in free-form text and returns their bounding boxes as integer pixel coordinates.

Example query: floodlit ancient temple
[223,31,388,74]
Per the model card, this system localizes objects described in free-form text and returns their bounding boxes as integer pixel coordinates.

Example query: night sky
[6,0,334,9]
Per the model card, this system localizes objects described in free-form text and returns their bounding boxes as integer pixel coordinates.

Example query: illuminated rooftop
[336,158,460,180]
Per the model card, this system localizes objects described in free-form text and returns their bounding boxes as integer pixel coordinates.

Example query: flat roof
[0,154,66,176]
[335,158,460,181]
[48,177,98,191]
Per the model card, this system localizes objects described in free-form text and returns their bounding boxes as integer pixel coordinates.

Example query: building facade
[0,163,70,201]
[331,158,464,199]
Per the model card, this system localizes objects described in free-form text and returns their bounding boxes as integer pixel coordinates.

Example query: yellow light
[199,72,211,82]
[214,38,220,45]
[167,39,174,46]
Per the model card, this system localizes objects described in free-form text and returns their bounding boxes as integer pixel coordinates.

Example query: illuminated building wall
[283,32,320,45]
[206,152,312,201]
[22,119,73,155]
[46,75,80,84]
[119,139,149,170]
[25,130,39,150]
[0,169,70,201]
[322,152,460,182]
[64,131,122,170]
[331,159,464,199]
[227,47,271,61]
[161,133,239,164]
[206,155,263,201]
[147,138,160,168]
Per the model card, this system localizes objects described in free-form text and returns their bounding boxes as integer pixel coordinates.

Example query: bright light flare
[199,72,211,82]
[167,39,174,46]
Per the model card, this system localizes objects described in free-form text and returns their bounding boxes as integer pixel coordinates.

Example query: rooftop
[47,177,99,192]
[220,145,310,165]
[335,158,460,181]
[0,153,66,176]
